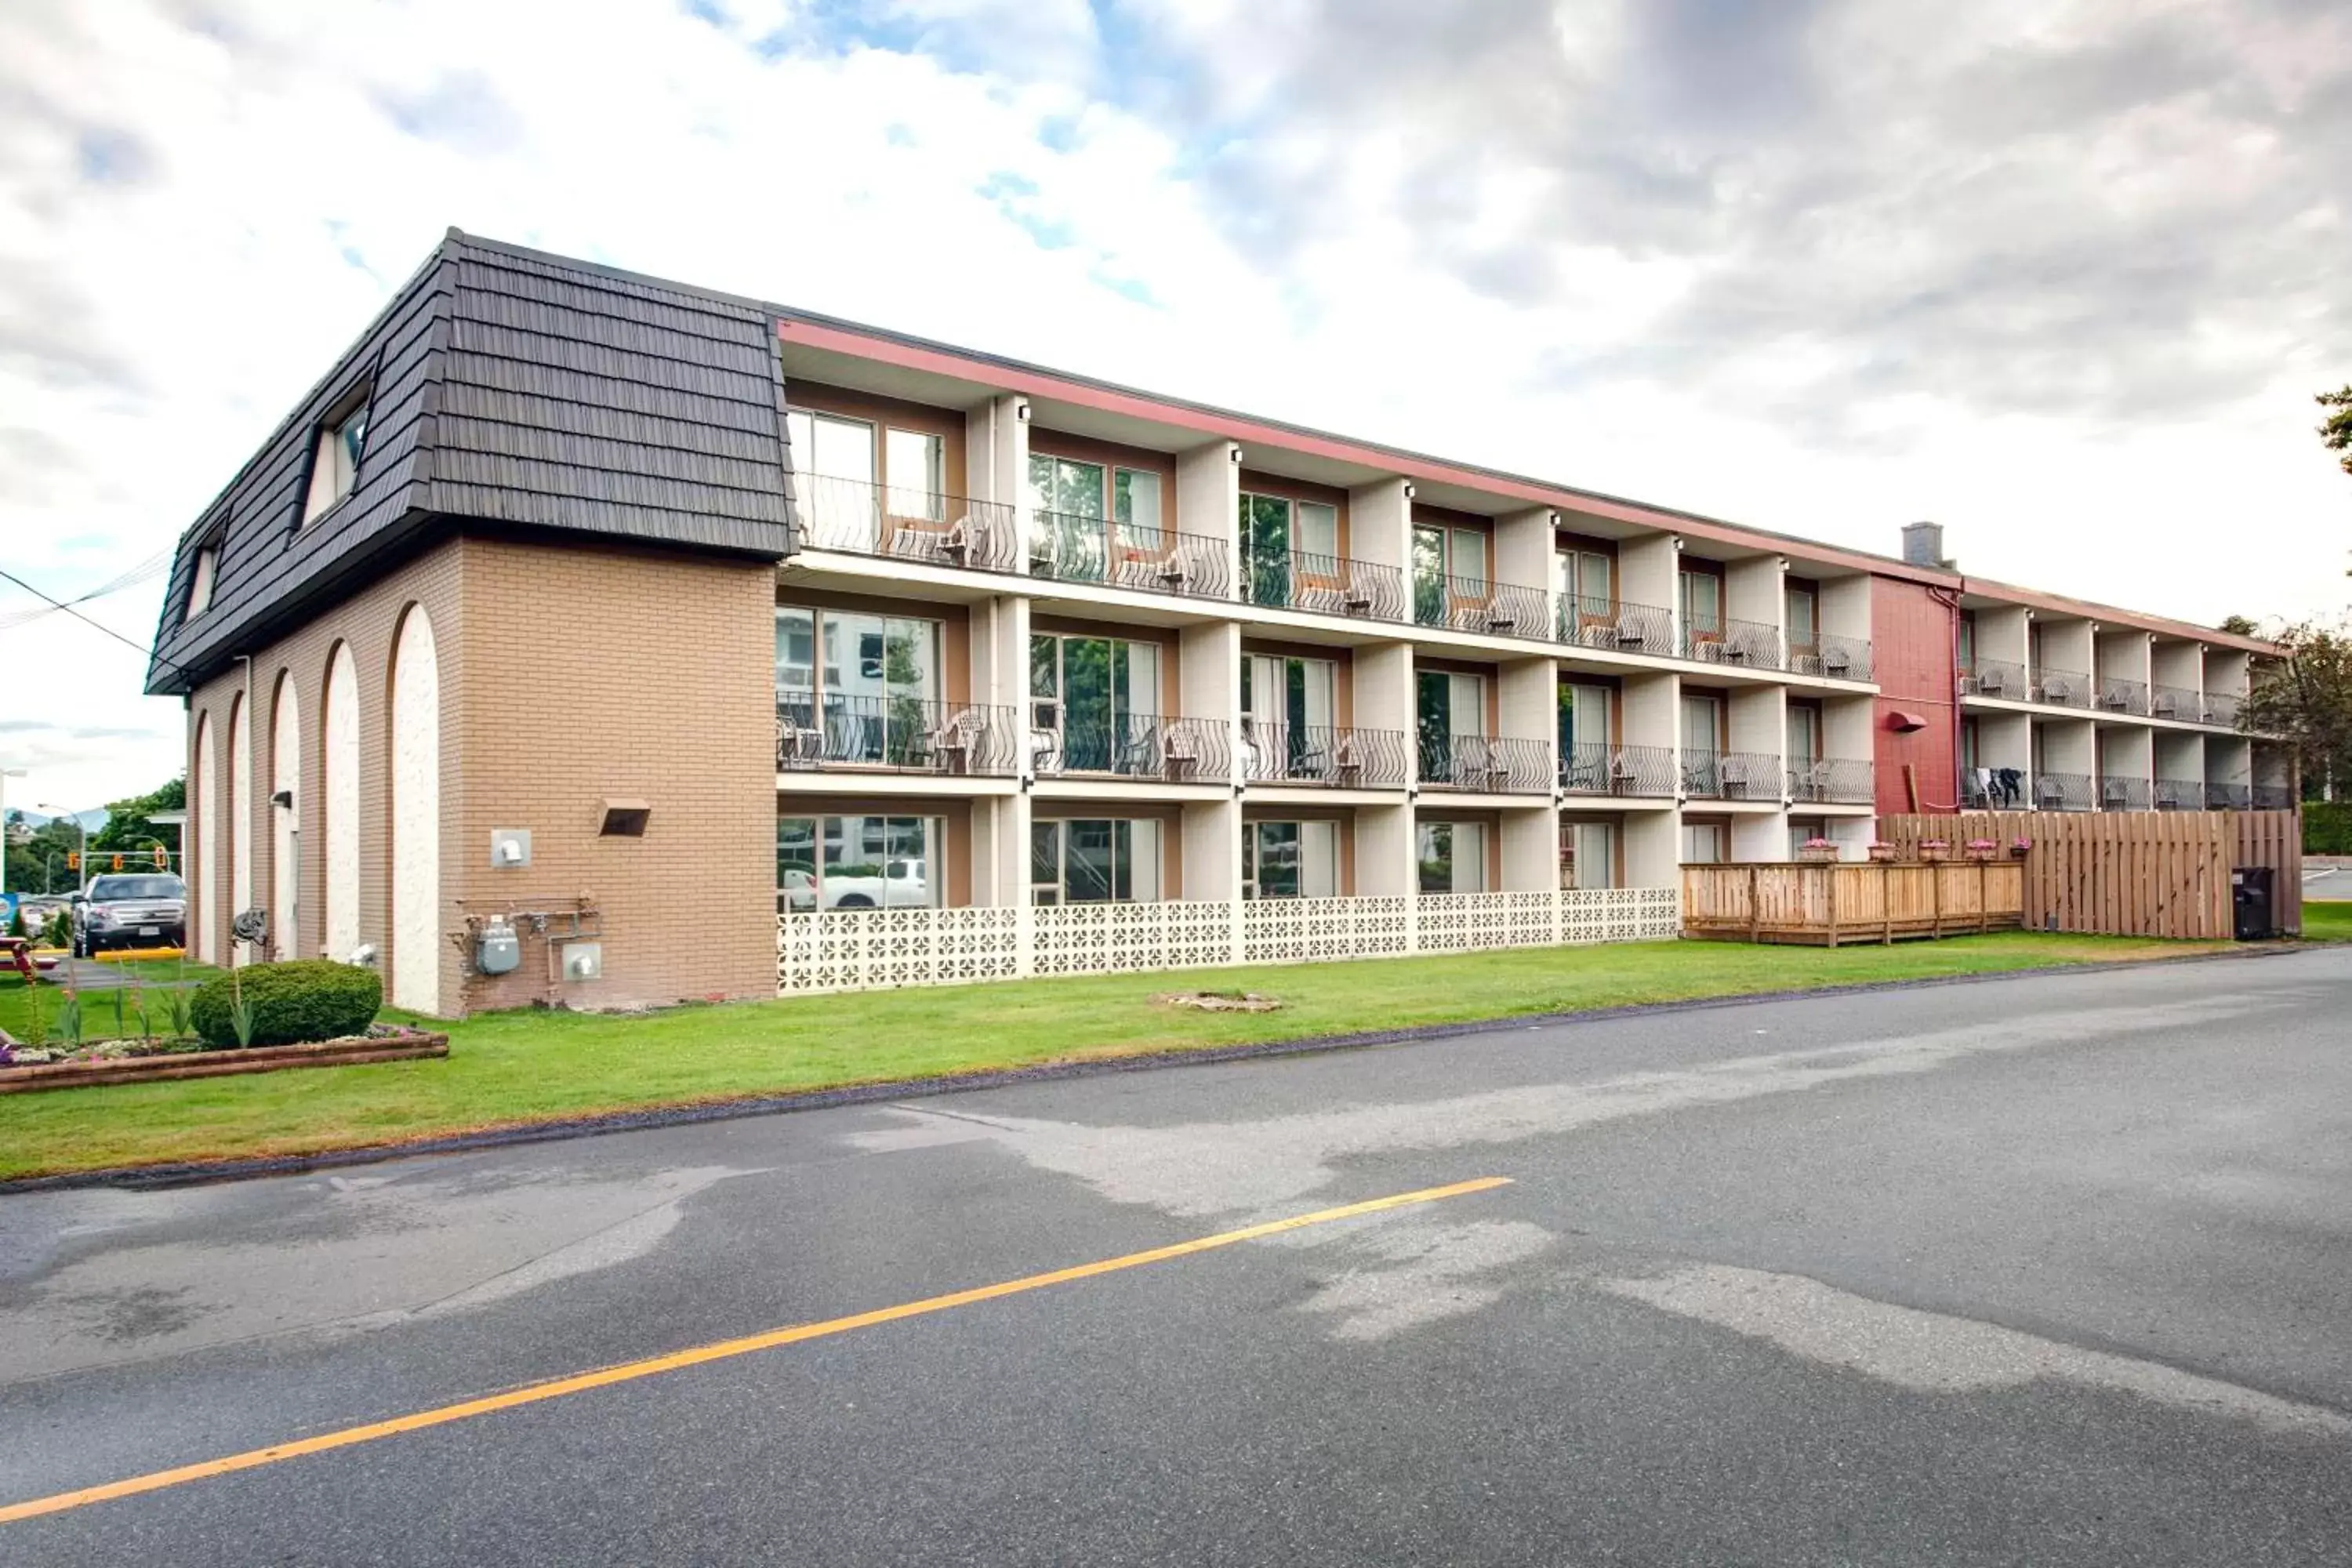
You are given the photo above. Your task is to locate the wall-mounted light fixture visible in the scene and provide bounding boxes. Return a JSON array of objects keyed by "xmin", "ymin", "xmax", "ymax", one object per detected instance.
[
  {"xmin": 1402, "ymin": 481, "xmax": 1416, "ymax": 499},
  {"xmin": 1014, "ymin": 401, "xmax": 1031, "ymax": 422},
  {"xmin": 1228, "ymin": 446, "xmax": 1244, "ymax": 464},
  {"xmin": 1547, "ymin": 511, "xmax": 1560, "ymax": 527}
]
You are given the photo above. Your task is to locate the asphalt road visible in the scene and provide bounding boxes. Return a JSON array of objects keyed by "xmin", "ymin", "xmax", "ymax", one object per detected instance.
[{"xmin": 3, "ymin": 949, "xmax": 2349, "ymax": 1566}]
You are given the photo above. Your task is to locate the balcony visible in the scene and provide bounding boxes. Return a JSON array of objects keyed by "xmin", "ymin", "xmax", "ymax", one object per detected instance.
[
  {"xmin": 2096, "ymin": 676, "xmax": 2149, "ymax": 716},
  {"xmin": 2203, "ymin": 690, "xmax": 2244, "ymax": 726},
  {"xmin": 1032, "ymin": 713, "xmax": 1231, "ymax": 784},
  {"xmin": 1242, "ymin": 722, "xmax": 1410, "ymax": 789},
  {"xmin": 777, "ymin": 692, "xmax": 1022, "ymax": 776},
  {"xmin": 1026, "ymin": 511, "xmax": 1231, "ymax": 602},
  {"xmin": 794, "ymin": 474, "xmax": 1019, "ymax": 573},
  {"xmin": 2252, "ymin": 783, "xmax": 2296, "ymax": 810},
  {"xmin": 1244, "ymin": 546, "xmax": 1407, "ymax": 622},
  {"xmin": 2100, "ymin": 775, "xmax": 2151, "ymax": 811},
  {"xmin": 1559, "ymin": 741, "xmax": 1676, "ymax": 797},
  {"xmin": 2150, "ymin": 684, "xmax": 2200, "ymax": 720},
  {"xmin": 1788, "ymin": 757, "xmax": 1875, "ymax": 805},
  {"xmin": 1418, "ymin": 733, "xmax": 1552, "ymax": 794},
  {"xmin": 1790, "ymin": 633, "xmax": 1873, "ymax": 682},
  {"xmin": 2032, "ymin": 771, "xmax": 2095, "ymax": 811},
  {"xmin": 2204, "ymin": 781, "xmax": 2252, "ymax": 810},
  {"xmin": 2153, "ymin": 778, "xmax": 2201, "ymax": 810},
  {"xmin": 1414, "ymin": 572, "xmax": 1548, "ymax": 640},
  {"xmin": 1555, "ymin": 595, "xmax": 1677, "ymax": 659},
  {"xmin": 1959, "ymin": 657, "xmax": 2027, "ymax": 699},
  {"xmin": 1682, "ymin": 749, "xmax": 1781, "ymax": 800},
  {"xmin": 1682, "ymin": 615, "xmax": 1784, "ymax": 671},
  {"xmin": 2032, "ymin": 668, "xmax": 2093, "ymax": 709}
]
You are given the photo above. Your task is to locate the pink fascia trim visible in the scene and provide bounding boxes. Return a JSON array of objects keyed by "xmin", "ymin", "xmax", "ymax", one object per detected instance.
[{"xmin": 775, "ymin": 318, "xmax": 1951, "ymax": 586}]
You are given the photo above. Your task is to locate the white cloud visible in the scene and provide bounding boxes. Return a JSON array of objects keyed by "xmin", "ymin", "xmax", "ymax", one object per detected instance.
[{"xmin": 0, "ymin": 0, "xmax": 2345, "ymax": 809}]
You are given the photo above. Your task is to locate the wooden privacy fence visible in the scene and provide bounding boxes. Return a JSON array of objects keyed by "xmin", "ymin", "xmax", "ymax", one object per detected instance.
[
  {"xmin": 1876, "ymin": 811, "xmax": 2302, "ymax": 939},
  {"xmin": 1682, "ymin": 861, "xmax": 2025, "ymax": 946}
]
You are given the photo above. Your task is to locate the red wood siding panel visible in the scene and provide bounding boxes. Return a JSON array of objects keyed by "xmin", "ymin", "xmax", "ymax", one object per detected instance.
[{"xmin": 1871, "ymin": 575, "xmax": 1958, "ymax": 817}]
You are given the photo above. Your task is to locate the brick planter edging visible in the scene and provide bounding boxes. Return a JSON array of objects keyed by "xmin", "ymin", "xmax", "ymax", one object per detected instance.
[{"xmin": 0, "ymin": 1033, "xmax": 448, "ymax": 1094}]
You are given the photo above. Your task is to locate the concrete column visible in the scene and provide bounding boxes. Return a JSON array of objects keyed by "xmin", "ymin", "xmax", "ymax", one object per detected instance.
[
  {"xmin": 1978, "ymin": 605, "xmax": 2029, "ymax": 666},
  {"xmin": 1620, "ymin": 533, "xmax": 1678, "ymax": 624},
  {"xmin": 1494, "ymin": 506, "xmax": 1554, "ymax": 599},
  {"xmin": 1729, "ymin": 684, "xmax": 1786, "ymax": 779},
  {"xmin": 2096, "ymin": 627, "xmax": 2152, "ymax": 713},
  {"xmin": 1497, "ymin": 655, "xmax": 1556, "ymax": 748},
  {"xmin": 1180, "ymin": 620, "xmax": 1243, "ymax": 785},
  {"xmin": 2034, "ymin": 617, "xmax": 2096, "ymax": 692},
  {"xmin": 1824, "ymin": 694, "xmax": 1873, "ymax": 767},
  {"xmin": 966, "ymin": 394, "xmax": 1029, "ymax": 574},
  {"xmin": 2154, "ymin": 730, "xmax": 2203, "ymax": 800},
  {"xmin": 2098, "ymin": 724, "xmax": 2153, "ymax": 798},
  {"xmin": 2205, "ymin": 648, "xmax": 2250, "ymax": 706},
  {"xmin": 1820, "ymin": 574, "xmax": 1871, "ymax": 642},
  {"xmin": 1177, "ymin": 441, "xmax": 1241, "ymax": 597},
  {"xmin": 2036, "ymin": 715, "xmax": 2096, "ymax": 781},
  {"xmin": 1622, "ymin": 670, "xmax": 1677, "ymax": 750},
  {"xmin": 972, "ymin": 795, "xmax": 1030, "ymax": 909},
  {"xmin": 1355, "ymin": 641, "xmax": 1415, "ymax": 746},
  {"xmin": 1499, "ymin": 805, "xmax": 1556, "ymax": 891},
  {"xmin": 1726, "ymin": 555, "xmax": 1784, "ymax": 642},
  {"xmin": 1346, "ymin": 477, "xmax": 1412, "ymax": 575},
  {"xmin": 1624, "ymin": 810, "xmax": 1680, "ymax": 888},
  {"xmin": 1356, "ymin": 801, "xmax": 1415, "ymax": 897},
  {"xmin": 1181, "ymin": 799, "xmax": 1240, "ymax": 902}
]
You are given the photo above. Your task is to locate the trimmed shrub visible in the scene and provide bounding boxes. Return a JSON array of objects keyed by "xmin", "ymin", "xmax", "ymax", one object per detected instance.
[
  {"xmin": 2307, "ymin": 801, "xmax": 2352, "ymax": 856},
  {"xmin": 189, "ymin": 960, "xmax": 383, "ymax": 1049}
]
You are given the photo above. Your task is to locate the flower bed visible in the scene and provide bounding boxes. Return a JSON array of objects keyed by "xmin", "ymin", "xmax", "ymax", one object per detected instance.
[{"xmin": 0, "ymin": 1025, "xmax": 446, "ymax": 1093}]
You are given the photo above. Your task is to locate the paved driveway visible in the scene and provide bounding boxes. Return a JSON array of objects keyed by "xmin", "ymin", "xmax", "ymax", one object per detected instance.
[{"xmin": 3, "ymin": 949, "xmax": 2348, "ymax": 1566}]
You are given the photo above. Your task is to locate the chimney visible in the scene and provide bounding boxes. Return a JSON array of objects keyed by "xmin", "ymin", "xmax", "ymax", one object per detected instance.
[{"xmin": 1900, "ymin": 521, "xmax": 1948, "ymax": 569}]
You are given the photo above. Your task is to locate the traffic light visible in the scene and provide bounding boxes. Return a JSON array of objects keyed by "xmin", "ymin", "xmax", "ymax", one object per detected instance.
[
  {"xmin": 66, "ymin": 851, "xmax": 78, "ymax": 870},
  {"xmin": 110, "ymin": 854, "xmax": 124, "ymax": 871},
  {"xmin": 153, "ymin": 846, "xmax": 169, "ymax": 869}
]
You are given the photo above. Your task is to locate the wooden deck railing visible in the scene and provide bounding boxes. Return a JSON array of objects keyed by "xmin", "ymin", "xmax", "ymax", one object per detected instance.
[{"xmin": 1682, "ymin": 861, "xmax": 2025, "ymax": 946}]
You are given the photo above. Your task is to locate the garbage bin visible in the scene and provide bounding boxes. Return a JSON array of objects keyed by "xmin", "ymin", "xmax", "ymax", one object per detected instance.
[{"xmin": 2231, "ymin": 866, "xmax": 2274, "ymax": 941}]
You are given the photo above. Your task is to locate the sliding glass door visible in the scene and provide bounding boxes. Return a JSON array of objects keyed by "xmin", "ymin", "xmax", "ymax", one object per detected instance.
[
  {"xmin": 1033, "ymin": 635, "xmax": 1162, "ymax": 774},
  {"xmin": 1243, "ymin": 654, "xmax": 1337, "ymax": 780}
]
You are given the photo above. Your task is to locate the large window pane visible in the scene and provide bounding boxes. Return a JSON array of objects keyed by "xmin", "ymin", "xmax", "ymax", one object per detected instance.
[
  {"xmin": 884, "ymin": 817, "xmax": 933, "ymax": 908},
  {"xmin": 1417, "ymin": 822, "xmax": 1454, "ymax": 894},
  {"xmin": 1242, "ymin": 493, "xmax": 1292, "ymax": 607},
  {"xmin": 1114, "ymin": 470, "xmax": 1163, "ymax": 550},
  {"xmin": 1450, "ymin": 528, "xmax": 1489, "ymax": 589},
  {"xmin": 1066, "ymin": 818, "xmax": 1115, "ymax": 902},
  {"xmin": 1301, "ymin": 820, "xmax": 1338, "ymax": 898},
  {"xmin": 1297, "ymin": 502, "xmax": 1338, "ymax": 559},
  {"xmin": 1454, "ymin": 822, "xmax": 1489, "ymax": 891},
  {"xmin": 778, "ymin": 816, "xmax": 818, "ymax": 912},
  {"xmin": 884, "ymin": 428, "xmax": 944, "ymax": 521},
  {"xmin": 1255, "ymin": 822, "xmax": 1301, "ymax": 898},
  {"xmin": 1031, "ymin": 821, "xmax": 1062, "ymax": 903}
]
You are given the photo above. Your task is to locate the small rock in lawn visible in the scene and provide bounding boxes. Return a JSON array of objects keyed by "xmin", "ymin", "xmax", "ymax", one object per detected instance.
[{"xmin": 1156, "ymin": 990, "xmax": 1283, "ymax": 1013}]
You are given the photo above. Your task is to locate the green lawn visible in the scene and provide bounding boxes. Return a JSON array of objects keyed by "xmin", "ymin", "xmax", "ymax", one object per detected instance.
[
  {"xmin": 0, "ymin": 932, "xmax": 2238, "ymax": 1181},
  {"xmin": 2303, "ymin": 900, "xmax": 2352, "ymax": 940}
]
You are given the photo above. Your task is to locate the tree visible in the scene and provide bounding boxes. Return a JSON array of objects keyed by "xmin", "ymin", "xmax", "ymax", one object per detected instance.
[
  {"xmin": 2241, "ymin": 618, "xmax": 2352, "ymax": 800},
  {"xmin": 90, "ymin": 776, "xmax": 187, "ymax": 855},
  {"xmin": 2320, "ymin": 387, "xmax": 2352, "ymax": 477},
  {"xmin": 3, "ymin": 812, "xmax": 85, "ymax": 895}
]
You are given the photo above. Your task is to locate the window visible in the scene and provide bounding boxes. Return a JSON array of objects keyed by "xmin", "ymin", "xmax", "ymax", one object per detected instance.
[
  {"xmin": 775, "ymin": 608, "xmax": 941, "ymax": 764},
  {"xmin": 884, "ymin": 428, "xmax": 945, "ymax": 521},
  {"xmin": 1417, "ymin": 668, "xmax": 1488, "ymax": 782},
  {"xmin": 1243, "ymin": 654, "xmax": 1338, "ymax": 779},
  {"xmin": 1031, "ymin": 456, "xmax": 1168, "ymax": 568},
  {"xmin": 1559, "ymin": 819, "xmax": 1617, "ymax": 889},
  {"xmin": 302, "ymin": 394, "xmax": 371, "ymax": 523},
  {"xmin": 1789, "ymin": 818, "xmax": 1828, "ymax": 858},
  {"xmin": 1681, "ymin": 691, "xmax": 1724, "ymax": 793},
  {"xmin": 1240, "ymin": 492, "xmax": 1340, "ymax": 606},
  {"xmin": 1032, "ymin": 818, "xmax": 1163, "ymax": 904},
  {"xmin": 1960, "ymin": 716, "xmax": 1981, "ymax": 775},
  {"xmin": 1785, "ymin": 582, "xmax": 1818, "ymax": 652},
  {"xmin": 786, "ymin": 408, "xmax": 878, "ymax": 546},
  {"xmin": 1558, "ymin": 683, "xmax": 1612, "ymax": 755},
  {"xmin": 1679, "ymin": 568, "xmax": 1722, "ymax": 641},
  {"xmin": 1417, "ymin": 820, "xmax": 1488, "ymax": 893},
  {"xmin": 777, "ymin": 815, "xmax": 942, "ymax": 911},
  {"xmin": 1244, "ymin": 819, "xmax": 1339, "ymax": 899},
  {"xmin": 1413, "ymin": 524, "xmax": 1491, "ymax": 624},
  {"xmin": 1958, "ymin": 612, "xmax": 1977, "ymax": 669},
  {"xmin": 184, "ymin": 546, "xmax": 217, "ymax": 620},
  {"xmin": 1787, "ymin": 703, "xmax": 1821, "ymax": 768},
  {"xmin": 1031, "ymin": 633, "xmax": 1162, "ymax": 773},
  {"xmin": 1555, "ymin": 550, "xmax": 1613, "ymax": 616},
  {"xmin": 1680, "ymin": 820, "xmax": 1729, "ymax": 864}
]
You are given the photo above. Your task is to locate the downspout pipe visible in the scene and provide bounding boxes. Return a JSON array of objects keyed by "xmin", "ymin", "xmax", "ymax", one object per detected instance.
[{"xmin": 1925, "ymin": 585, "xmax": 1965, "ymax": 814}]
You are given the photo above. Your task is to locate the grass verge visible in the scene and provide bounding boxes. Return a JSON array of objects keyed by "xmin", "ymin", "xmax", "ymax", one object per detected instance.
[
  {"xmin": 2299, "ymin": 900, "xmax": 2351, "ymax": 940},
  {"xmin": 0, "ymin": 932, "xmax": 2249, "ymax": 1182}
]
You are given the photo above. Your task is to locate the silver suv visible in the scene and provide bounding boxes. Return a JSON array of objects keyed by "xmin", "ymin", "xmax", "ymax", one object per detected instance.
[{"xmin": 73, "ymin": 873, "xmax": 187, "ymax": 956}]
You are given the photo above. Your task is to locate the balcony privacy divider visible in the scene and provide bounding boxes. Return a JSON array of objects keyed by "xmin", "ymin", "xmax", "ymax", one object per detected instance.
[
  {"xmin": 776, "ymin": 887, "xmax": 1684, "ymax": 994},
  {"xmin": 1559, "ymin": 742, "xmax": 1676, "ymax": 797},
  {"xmin": 795, "ymin": 474, "xmax": 1020, "ymax": 572},
  {"xmin": 1025, "ymin": 510, "xmax": 1231, "ymax": 601}
]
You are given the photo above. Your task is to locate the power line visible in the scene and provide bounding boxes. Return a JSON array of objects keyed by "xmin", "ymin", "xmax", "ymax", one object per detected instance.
[
  {"xmin": 0, "ymin": 550, "xmax": 170, "ymax": 632},
  {"xmin": 0, "ymin": 564, "xmax": 159, "ymax": 662}
]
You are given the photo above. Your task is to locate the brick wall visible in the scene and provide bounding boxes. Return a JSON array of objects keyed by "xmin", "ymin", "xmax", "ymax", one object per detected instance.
[
  {"xmin": 1870, "ymin": 574, "xmax": 1960, "ymax": 817},
  {"xmin": 183, "ymin": 534, "xmax": 775, "ymax": 1016}
]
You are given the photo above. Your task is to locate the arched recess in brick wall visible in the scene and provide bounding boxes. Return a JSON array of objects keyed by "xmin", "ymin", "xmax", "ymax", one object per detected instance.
[
  {"xmin": 389, "ymin": 606, "xmax": 441, "ymax": 1015},
  {"xmin": 192, "ymin": 710, "xmax": 217, "ymax": 966},
  {"xmin": 228, "ymin": 691, "xmax": 251, "ymax": 967},
  {"xmin": 323, "ymin": 641, "xmax": 360, "ymax": 962},
  {"xmin": 271, "ymin": 671, "xmax": 301, "ymax": 961}
]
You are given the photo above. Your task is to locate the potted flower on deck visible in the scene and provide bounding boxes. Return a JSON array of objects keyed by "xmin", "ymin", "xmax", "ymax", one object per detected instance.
[
  {"xmin": 1963, "ymin": 838, "xmax": 2001, "ymax": 862},
  {"xmin": 2009, "ymin": 836, "xmax": 2033, "ymax": 858},
  {"xmin": 1918, "ymin": 839, "xmax": 1952, "ymax": 863},
  {"xmin": 1865, "ymin": 842, "xmax": 1899, "ymax": 863},
  {"xmin": 1796, "ymin": 837, "xmax": 1838, "ymax": 864}
]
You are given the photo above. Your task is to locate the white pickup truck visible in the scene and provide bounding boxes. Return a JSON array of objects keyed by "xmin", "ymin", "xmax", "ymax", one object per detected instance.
[{"xmin": 781, "ymin": 859, "xmax": 931, "ymax": 910}]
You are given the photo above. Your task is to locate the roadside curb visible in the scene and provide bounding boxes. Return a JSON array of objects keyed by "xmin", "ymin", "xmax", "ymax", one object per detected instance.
[{"xmin": 0, "ymin": 942, "xmax": 2319, "ymax": 1196}]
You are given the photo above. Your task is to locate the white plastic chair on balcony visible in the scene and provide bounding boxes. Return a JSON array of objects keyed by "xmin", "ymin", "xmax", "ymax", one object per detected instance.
[
  {"xmin": 927, "ymin": 707, "xmax": 985, "ymax": 775},
  {"xmin": 1719, "ymin": 755, "xmax": 1753, "ymax": 797}
]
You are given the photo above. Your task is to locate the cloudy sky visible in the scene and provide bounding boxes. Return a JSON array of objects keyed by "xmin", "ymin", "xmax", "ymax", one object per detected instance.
[{"xmin": 2, "ymin": 0, "xmax": 2347, "ymax": 812}]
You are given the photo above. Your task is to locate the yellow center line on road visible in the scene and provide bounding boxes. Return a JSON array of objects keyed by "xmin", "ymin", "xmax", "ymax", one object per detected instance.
[{"xmin": 0, "ymin": 1174, "xmax": 1512, "ymax": 1526}]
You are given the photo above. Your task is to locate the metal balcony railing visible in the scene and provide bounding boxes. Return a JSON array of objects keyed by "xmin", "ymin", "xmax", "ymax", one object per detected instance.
[
  {"xmin": 793, "ymin": 474, "xmax": 1020, "ymax": 573},
  {"xmin": 1682, "ymin": 749, "xmax": 1782, "ymax": 800},
  {"xmin": 1791, "ymin": 632, "xmax": 1873, "ymax": 681},
  {"xmin": 1961, "ymin": 768, "xmax": 2029, "ymax": 809},
  {"xmin": 2100, "ymin": 775, "xmax": 2151, "ymax": 811},
  {"xmin": 1025, "ymin": 511, "xmax": 1232, "ymax": 601},
  {"xmin": 1030, "ymin": 713, "xmax": 1231, "ymax": 783},
  {"xmin": 2152, "ymin": 778, "xmax": 2202, "ymax": 811},
  {"xmin": 1959, "ymin": 657, "xmax": 2027, "ymax": 699},
  {"xmin": 1413, "ymin": 572, "xmax": 1548, "ymax": 639},
  {"xmin": 776, "ymin": 692, "xmax": 1022, "ymax": 776},
  {"xmin": 1417, "ymin": 732, "xmax": 1552, "ymax": 793},
  {"xmin": 1242, "ymin": 722, "xmax": 1410, "ymax": 789},
  {"xmin": 2203, "ymin": 690, "xmax": 2244, "ymax": 726},
  {"xmin": 1682, "ymin": 615, "xmax": 1784, "ymax": 670},
  {"xmin": 2149, "ymin": 684, "xmax": 2200, "ymax": 720},
  {"xmin": 1555, "ymin": 596, "xmax": 1677, "ymax": 659},
  {"xmin": 2032, "ymin": 771, "xmax": 2095, "ymax": 811},
  {"xmin": 2252, "ymin": 783, "xmax": 2296, "ymax": 810},
  {"xmin": 1245, "ymin": 547, "xmax": 1407, "ymax": 622},
  {"xmin": 1559, "ymin": 741, "xmax": 1676, "ymax": 797},
  {"xmin": 2097, "ymin": 676, "xmax": 2149, "ymax": 716},
  {"xmin": 2204, "ymin": 781, "xmax": 2252, "ymax": 810},
  {"xmin": 1788, "ymin": 757, "xmax": 1875, "ymax": 805},
  {"xmin": 2033, "ymin": 668, "xmax": 2092, "ymax": 709}
]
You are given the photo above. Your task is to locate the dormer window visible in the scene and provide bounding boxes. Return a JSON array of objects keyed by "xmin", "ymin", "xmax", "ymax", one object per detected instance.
[
  {"xmin": 184, "ymin": 546, "xmax": 217, "ymax": 619},
  {"xmin": 303, "ymin": 391, "xmax": 371, "ymax": 523}
]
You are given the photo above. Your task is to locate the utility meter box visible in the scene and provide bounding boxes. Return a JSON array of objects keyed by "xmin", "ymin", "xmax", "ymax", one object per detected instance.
[
  {"xmin": 561, "ymin": 942, "xmax": 603, "ymax": 982},
  {"xmin": 477, "ymin": 918, "xmax": 522, "ymax": 975}
]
